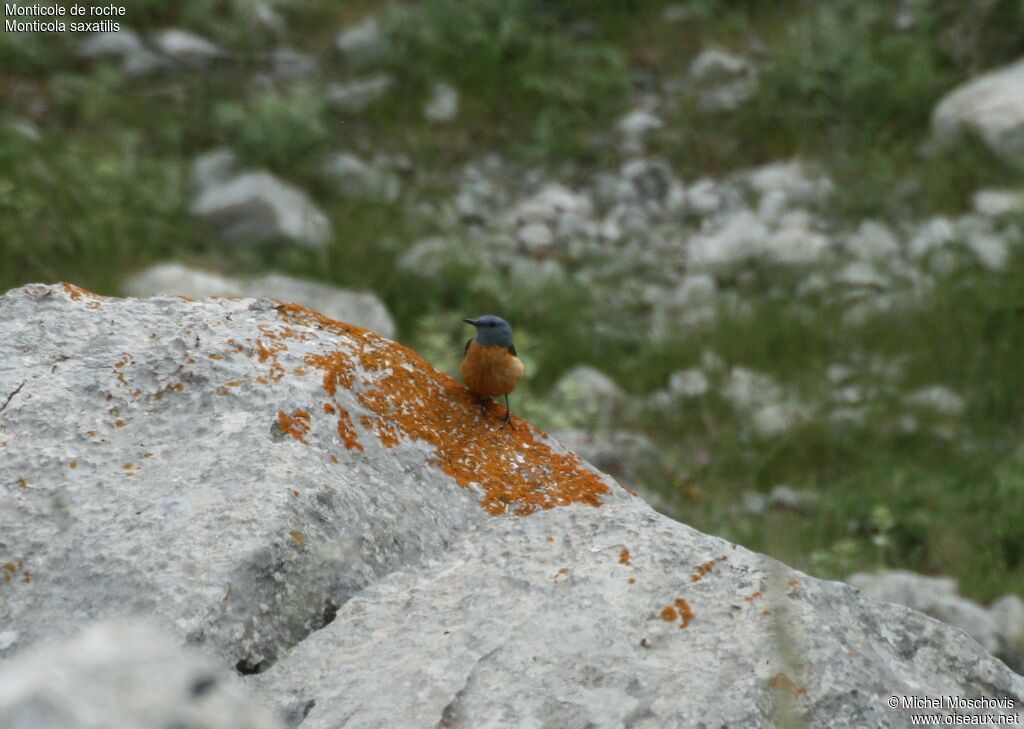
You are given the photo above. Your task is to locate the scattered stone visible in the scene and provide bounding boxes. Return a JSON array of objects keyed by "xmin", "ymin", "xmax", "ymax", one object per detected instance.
[
  {"xmin": 326, "ymin": 74, "xmax": 393, "ymax": 114},
  {"xmin": 973, "ymin": 188, "xmax": 1024, "ymax": 217},
  {"xmin": 190, "ymin": 170, "xmax": 332, "ymax": 249},
  {"xmin": 616, "ymin": 107, "xmax": 663, "ymax": 153},
  {"xmin": 152, "ymin": 28, "xmax": 225, "ymax": 65},
  {"xmin": 335, "ymin": 17, "xmax": 389, "ymax": 69},
  {"xmin": 687, "ymin": 48, "xmax": 758, "ymax": 111},
  {"xmin": 322, "ymin": 152, "xmax": 401, "ymax": 203},
  {"xmin": 550, "ymin": 366, "xmax": 628, "ymax": 429},
  {"xmin": 904, "ymin": 385, "xmax": 965, "ymax": 417},
  {"xmin": 124, "ymin": 263, "xmax": 396, "ymax": 338},
  {"xmin": 843, "ymin": 220, "xmax": 902, "ymax": 261},
  {"xmin": 77, "ymin": 29, "xmax": 164, "ymax": 76},
  {"xmin": 267, "ymin": 48, "xmax": 316, "ymax": 81},
  {"xmin": 0, "ymin": 620, "xmax": 284, "ymax": 729},
  {"xmin": 739, "ymin": 484, "xmax": 819, "ymax": 517},
  {"xmin": 424, "ymin": 80, "xmax": 459, "ymax": 123},
  {"xmin": 190, "ymin": 147, "xmax": 239, "ymax": 193},
  {"xmin": 932, "ymin": 58, "xmax": 1024, "ymax": 168}
]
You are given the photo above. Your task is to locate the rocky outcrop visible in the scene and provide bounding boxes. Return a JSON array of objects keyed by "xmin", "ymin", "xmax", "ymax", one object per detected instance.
[{"xmin": 1, "ymin": 283, "xmax": 1021, "ymax": 728}]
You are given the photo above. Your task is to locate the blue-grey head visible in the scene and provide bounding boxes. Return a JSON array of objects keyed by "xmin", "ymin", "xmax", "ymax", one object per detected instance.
[{"xmin": 464, "ymin": 315, "xmax": 514, "ymax": 347}]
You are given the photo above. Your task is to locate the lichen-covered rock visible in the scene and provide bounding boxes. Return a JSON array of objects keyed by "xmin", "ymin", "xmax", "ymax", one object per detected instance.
[
  {"xmin": 254, "ymin": 503, "xmax": 1024, "ymax": 729},
  {"xmin": 0, "ymin": 620, "xmax": 283, "ymax": 729},
  {"xmin": 0, "ymin": 283, "xmax": 622, "ymax": 670}
]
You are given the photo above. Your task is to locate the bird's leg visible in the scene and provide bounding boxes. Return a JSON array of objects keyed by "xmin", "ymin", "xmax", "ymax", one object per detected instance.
[{"xmin": 503, "ymin": 393, "xmax": 512, "ymax": 424}]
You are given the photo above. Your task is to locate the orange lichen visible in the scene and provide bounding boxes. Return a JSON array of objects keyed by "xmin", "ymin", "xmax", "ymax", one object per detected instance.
[
  {"xmin": 289, "ymin": 530, "xmax": 306, "ymax": 548},
  {"xmin": 769, "ymin": 672, "xmax": 808, "ymax": 697},
  {"xmin": 324, "ymin": 403, "xmax": 336, "ymax": 414},
  {"xmin": 70, "ymin": 460, "xmax": 78, "ymax": 469},
  {"xmin": 334, "ymin": 407, "xmax": 364, "ymax": 451},
  {"xmin": 115, "ymin": 419, "xmax": 126, "ymax": 428},
  {"xmin": 225, "ymin": 381, "xmax": 241, "ymax": 387},
  {"xmin": 546, "ymin": 536, "xmax": 555, "ymax": 542},
  {"xmin": 660, "ymin": 598, "xmax": 694, "ymax": 628},
  {"xmin": 675, "ymin": 598, "xmax": 694, "ymax": 628},
  {"xmin": 628, "ymin": 578, "xmax": 637, "ymax": 584},
  {"xmin": 690, "ymin": 555, "xmax": 728, "ymax": 583},
  {"xmin": 619, "ymin": 548, "xmax": 631, "ymax": 565},
  {"xmin": 744, "ymin": 591, "xmax": 764, "ymax": 602},
  {"xmin": 61, "ymin": 282, "xmax": 102, "ymax": 309},
  {"xmin": 274, "ymin": 303, "xmax": 611, "ymax": 516},
  {"xmin": 17, "ymin": 477, "xmax": 27, "ymax": 489},
  {"xmin": 330, "ymin": 454, "xmax": 339, "ymax": 463},
  {"xmin": 277, "ymin": 409, "xmax": 312, "ymax": 444},
  {"xmin": 123, "ymin": 463, "xmax": 133, "ymax": 470},
  {"xmin": 762, "ymin": 610, "xmax": 771, "ymax": 616}
]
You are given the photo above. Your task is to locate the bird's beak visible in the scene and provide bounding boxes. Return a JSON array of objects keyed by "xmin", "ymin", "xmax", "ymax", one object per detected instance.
[{"xmin": 463, "ymin": 318, "xmax": 477, "ymax": 326}]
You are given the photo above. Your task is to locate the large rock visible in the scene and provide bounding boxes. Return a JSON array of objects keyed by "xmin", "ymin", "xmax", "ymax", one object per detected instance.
[
  {"xmin": 254, "ymin": 502, "xmax": 1023, "ymax": 728},
  {"xmin": 0, "ymin": 620, "xmax": 283, "ymax": 729},
  {"xmin": 0, "ymin": 283, "xmax": 622, "ymax": 671},
  {"xmin": 932, "ymin": 58, "xmax": 1024, "ymax": 167},
  {"xmin": 1, "ymin": 283, "xmax": 1022, "ymax": 728},
  {"xmin": 124, "ymin": 263, "xmax": 396, "ymax": 338}
]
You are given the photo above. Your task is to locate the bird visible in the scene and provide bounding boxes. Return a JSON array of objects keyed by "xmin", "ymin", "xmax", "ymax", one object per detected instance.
[{"xmin": 460, "ymin": 315, "xmax": 525, "ymax": 424}]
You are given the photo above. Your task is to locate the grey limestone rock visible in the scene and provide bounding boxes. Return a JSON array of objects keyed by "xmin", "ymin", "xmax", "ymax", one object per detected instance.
[
  {"xmin": 189, "ymin": 170, "xmax": 332, "ymax": 248},
  {"xmin": 847, "ymin": 570, "xmax": 1001, "ymax": 655},
  {"xmin": 124, "ymin": 263, "xmax": 396, "ymax": 338},
  {"xmin": 1, "ymin": 283, "xmax": 621, "ymax": 671},
  {"xmin": 253, "ymin": 503, "xmax": 1024, "ymax": 729},
  {"xmin": 0, "ymin": 619, "xmax": 283, "ymax": 729},
  {"xmin": 152, "ymin": 28, "xmax": 225, "ymax": 65},
  {"xmin": 326, "ymin": 74, "xmax": 394, "ymax": 114},
  {"xmin": 932, "ymin": 58, "xmax": 1024, "ymax": 168}
]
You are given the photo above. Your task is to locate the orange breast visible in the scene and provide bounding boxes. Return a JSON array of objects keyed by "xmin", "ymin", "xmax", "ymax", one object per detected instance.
[{"xmin": 460, "ymin": 341, "xmax": 525, "ymax": 398}]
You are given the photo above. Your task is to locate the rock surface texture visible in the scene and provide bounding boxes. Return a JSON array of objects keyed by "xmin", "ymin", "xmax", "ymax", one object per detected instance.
[
  {"xmin": 1, "ymin": 283, "xmax": 1022, "ymax": 728},
  {"xmin": 0, "ymin": 619, "xmax": 284, "ymax": 729}
]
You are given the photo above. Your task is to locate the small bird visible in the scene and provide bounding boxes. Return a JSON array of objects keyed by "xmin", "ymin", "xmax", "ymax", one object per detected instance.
[{"xmin": 461, "ymin": 315, "xmax": 525, "ymax": 424}]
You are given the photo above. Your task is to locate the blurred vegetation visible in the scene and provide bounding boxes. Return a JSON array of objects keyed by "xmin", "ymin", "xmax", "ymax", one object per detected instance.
[{"xmin": 2, "ymin": 0, "xmax": 1024, "ymax": 602}]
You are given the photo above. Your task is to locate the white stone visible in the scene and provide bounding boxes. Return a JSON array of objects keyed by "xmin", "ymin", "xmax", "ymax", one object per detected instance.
[
  {"xmin": 336, "ymin": 17, "xmax": 388, "ymax": 68},
  {"xmin": 322, "ymin": 152, "xmax": 400, "ymax": 203},
  {"xmin": 908, "ymin": 216, "xmax": 957, "ymax": 258},
  {"xmin": 932, "ymin": 57, "xmax": 1024, "ymax": 167},
  {"xmin": 668, "ymin": 368, "xmax": 709, "ymax": 398},
  {"xmin": 904, "ymin": 385, "xmax": 965, "ymax": 417},
  {"xmin": 326, "ymin": 74, "xmax": 393, "ymax": 113},
  {"xmin": 190, "ymin": 171, "xmax": 331, "ymax": 248},
  {"xmin": 973, "ymin": 188, "xmax": 1024, "ymax": 217},
  {"xmin": 0, "ymin": 620, "xmax": 283, "ymax": 729},
  {"xmin": 153, "ymin": 28, "xmax": 224, "ymax": 63},
  {"xmin": 844, "ymin": 220, "xmax": 902, "ymax": 261},
  {"xmin": 124, "ymin": 263, "xmax": 395, "ymax": 338},
  {"xmin": 424, "ymin": 81, "xmax": 458, "ymax": 122},
  {"xmin": 966, "ymin": 231, "xmax": 1009, "ymax": 270}
]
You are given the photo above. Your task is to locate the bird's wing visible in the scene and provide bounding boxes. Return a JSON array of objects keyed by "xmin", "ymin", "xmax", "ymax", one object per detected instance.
[
  {"xmin": 464, "ymin": 338, "xmax": 473, "ymax": 354},
  {"xmin": 508, "ymin": 344, "xmax": 517, "ymax": 356}
]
